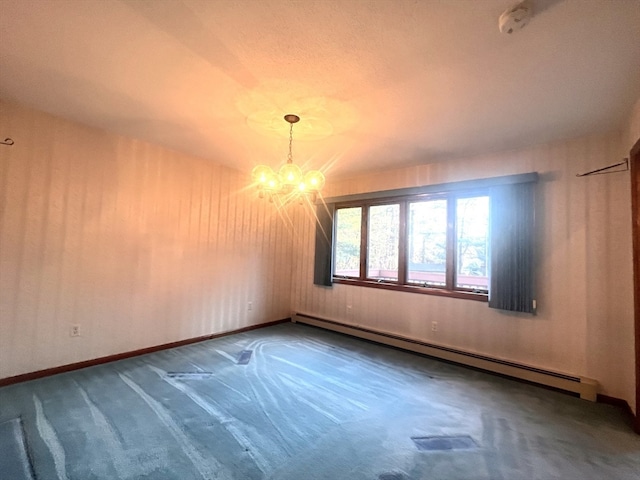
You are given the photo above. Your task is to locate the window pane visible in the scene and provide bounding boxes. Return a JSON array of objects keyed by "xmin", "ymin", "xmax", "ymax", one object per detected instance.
[
  {"xmin": 456, "ymin": 196, "xmax": 489, "ymax": 290},
  {"xmin": 408, "ymin": 200, "xmax": 447, "ymax": 287},
  {"xmin": 334, "ymin": 207, "xmax": 362, "ymax": 277},
  {"xmin": 367, "ymin": 204, "xmax": 399, "ymax": 281}
]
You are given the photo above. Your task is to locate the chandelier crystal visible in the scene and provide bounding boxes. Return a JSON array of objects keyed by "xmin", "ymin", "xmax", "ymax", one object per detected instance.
[{"xmin": 252, "ymin": 114, "xmax": 325, "ymax": 204}]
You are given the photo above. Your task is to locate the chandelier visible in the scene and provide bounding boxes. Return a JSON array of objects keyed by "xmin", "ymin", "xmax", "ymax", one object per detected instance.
[{"xmin": 252, "ymin": 114, "xmax": 325, "ymax": 203}]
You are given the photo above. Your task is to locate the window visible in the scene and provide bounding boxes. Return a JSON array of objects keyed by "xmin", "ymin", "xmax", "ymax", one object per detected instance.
[
  {"xmin": 314, "ymin": 173, "xmax": 537, "ymax": 312},
  {"xmin": 333, "ymin": 191, "xmax": 490, "ymax": 299},
  {"xmin": 408, "ymin": 198, "xmax": 447, "ymax": 287},
  {"xmin": 334, "ymin": 207, "xmax": 361, "ymax": 277},
  {"xmin": 455, "ymin": 196, "xmax": 489, "ymax": 290},
  {"xmin": 367, "ymin": 204, "xmax": 399, "ymax": 281}
]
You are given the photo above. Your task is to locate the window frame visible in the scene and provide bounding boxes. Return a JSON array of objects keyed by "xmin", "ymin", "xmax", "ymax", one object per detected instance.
[{"xmin": 332, "ymin": 190, "xmax": 490, "ymax": 302}]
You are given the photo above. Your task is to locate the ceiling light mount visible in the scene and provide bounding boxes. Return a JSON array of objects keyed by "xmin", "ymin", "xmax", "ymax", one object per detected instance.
[
  {"xmin": 251, "ymin": 114, "xmax": 325, "ymax": 205},
  {"xmin": 283, "ymin": 114, "xmax": 300, "ymax": 124}
]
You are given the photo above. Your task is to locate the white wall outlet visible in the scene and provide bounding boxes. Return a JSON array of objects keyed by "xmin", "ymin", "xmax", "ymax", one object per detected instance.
[
  {"xmin": 70, "ymin": 324, "xmax": 80, "ymax": 337},
  {"xmin": 431, "ymin": 321, "xmax": 438, "ymax": 332},
  {"xmin": 247, "ymin": 301, "xmax": 253, "ymax": 311}
]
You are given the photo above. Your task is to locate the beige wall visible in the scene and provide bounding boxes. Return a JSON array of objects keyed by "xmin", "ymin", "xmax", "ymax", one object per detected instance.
[
  {"xmin": 291, "ymin": 131, "xmax": 635, "ymax": 409},
  {"xmin": 0, "ymin": 100, "xmax": 293, "ymax": 379},
  {"xmin": 1, "ymin": 98, "xmax": 637, "ymax": 412}
]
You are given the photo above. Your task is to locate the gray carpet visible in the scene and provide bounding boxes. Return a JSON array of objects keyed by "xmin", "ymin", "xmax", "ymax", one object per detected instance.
[
  {"xmin": 0, "ymin": 417, "xmax": 35, "ymax": 480},
  {"xmin": 0, "ymin": 323, "xmax": 638, "ymax": 480}
]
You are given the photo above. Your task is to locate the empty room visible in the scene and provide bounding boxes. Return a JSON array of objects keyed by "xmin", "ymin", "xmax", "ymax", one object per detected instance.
[{"xmin": 1, "ymin": 1, "xmax": 640, "ymax": 479}]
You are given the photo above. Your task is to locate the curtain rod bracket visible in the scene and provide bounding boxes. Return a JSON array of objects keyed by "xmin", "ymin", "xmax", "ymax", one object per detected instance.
[{"xmin": 576, "ymin": 158, "xmax": 629, "ymax": 177}]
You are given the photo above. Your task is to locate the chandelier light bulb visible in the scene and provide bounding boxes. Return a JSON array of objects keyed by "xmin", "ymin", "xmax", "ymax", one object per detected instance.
[
  {"xmin": 304, "ymin": 170, "xmax": 325, "ymax": 191},
  {"xmin": 252, "ymin": 165, "xmax": 275, "ymax": 186},
  {"xmin": 265, "ymin": 172, "xmax": 280, "ymax": 191},
  {"xmin": 279, "ymin": 163, "xmax": 303, "ymax": 186}
]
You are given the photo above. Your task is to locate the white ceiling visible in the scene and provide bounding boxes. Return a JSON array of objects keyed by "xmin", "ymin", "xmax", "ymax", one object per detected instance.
[{"xmin": 1, "ymin": 0, "xmax": 639, "ymax": 178}]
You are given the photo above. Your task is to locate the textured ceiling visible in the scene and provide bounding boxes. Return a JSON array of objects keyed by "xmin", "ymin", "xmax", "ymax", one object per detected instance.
[{"xmin": 1, "ymin": 0, "xmax": 639, "ymax": 178}]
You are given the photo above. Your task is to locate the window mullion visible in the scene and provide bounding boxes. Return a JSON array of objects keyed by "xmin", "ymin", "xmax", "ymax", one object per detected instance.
[
  {"xmin": 360, "ymin": 205, "xmax": 368, "ymax": 280},
  {"xmin": 446, "ymin": 196, "xmax": 456, "ymax": 290},
  {"xmin": 398, "ymin": 201, "xmax": 407, "ymax": 284}
]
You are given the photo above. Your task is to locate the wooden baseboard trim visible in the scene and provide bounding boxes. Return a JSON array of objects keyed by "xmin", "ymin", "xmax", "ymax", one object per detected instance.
[
  {"xmin": 597, "ymin": 394, "xmax": 637, "ymax": 429},
  {"xmin": 0, "ymin": 318, "xmax": 290, "ymax": 388}
]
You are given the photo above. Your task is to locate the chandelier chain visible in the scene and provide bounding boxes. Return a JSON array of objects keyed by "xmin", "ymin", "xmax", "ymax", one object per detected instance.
[{"xmin": 287, "ymin": 122, "xmax": 294, "ymax": 164}]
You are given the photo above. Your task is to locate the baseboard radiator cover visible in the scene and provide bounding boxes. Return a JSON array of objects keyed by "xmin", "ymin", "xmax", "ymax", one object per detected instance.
[{"xmin": 293, "ymin": 313, "xmax": 598, "ymax": 401}]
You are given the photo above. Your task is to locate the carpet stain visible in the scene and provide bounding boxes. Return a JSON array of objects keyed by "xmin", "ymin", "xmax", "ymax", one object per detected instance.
[
  {"xmin": 411, "ymin": 435, "xmax": 478, "ymax": 451},
  {"xmin": 379, "ymin": 471, "xmax": 409, "ymax": 480},
  {"xmin": 165, "ymin": 372, "xmax": 215, "ymax": 379}
]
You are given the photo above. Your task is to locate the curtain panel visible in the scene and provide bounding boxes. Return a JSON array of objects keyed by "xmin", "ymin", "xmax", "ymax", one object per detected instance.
[{"xmin": 488, "ymin": 181, "xmax": 536, "ymax": 313}]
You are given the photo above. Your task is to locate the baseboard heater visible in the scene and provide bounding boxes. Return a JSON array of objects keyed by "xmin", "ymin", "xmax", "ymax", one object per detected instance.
[{"xmin": 292, "ymin": 313, "xmax": 598, "ymax": 401}]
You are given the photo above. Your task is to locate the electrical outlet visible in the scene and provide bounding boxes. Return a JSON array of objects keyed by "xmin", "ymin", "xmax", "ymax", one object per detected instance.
[
  {"xmin": 431, "ymin": 321, "xmax": 438, "ymax": 332},
  {"xmin": 247, "ymin": 301, "xmax": 253, "ymax": 311},
  {"xmin": 70, "ymin": 325, "xmax": 80, "ymax": 337}
]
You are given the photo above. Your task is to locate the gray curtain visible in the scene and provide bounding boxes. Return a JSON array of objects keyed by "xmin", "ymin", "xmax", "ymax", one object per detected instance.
[
  {"xmin": 313, "ymin": 203, "xmax": 335, "ymax": 286},
  {"xmin": 489, "ymin": 182, "xmax": 536, "ymax": 313}
]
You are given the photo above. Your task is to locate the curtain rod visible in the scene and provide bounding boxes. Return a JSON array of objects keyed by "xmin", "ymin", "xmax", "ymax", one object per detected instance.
[
  {"xmin": 320, "ymin": 172, "xmax": 539, "ymax": 205},
  {"xmin": 576, "ymin": 158, "xmax": 628, "ymax": 177}
]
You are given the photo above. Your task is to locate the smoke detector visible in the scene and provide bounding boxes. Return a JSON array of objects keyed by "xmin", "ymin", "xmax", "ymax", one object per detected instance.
[{"xmin": 499, "ymin": 1, "xmax": 533, "ymax": 34}]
